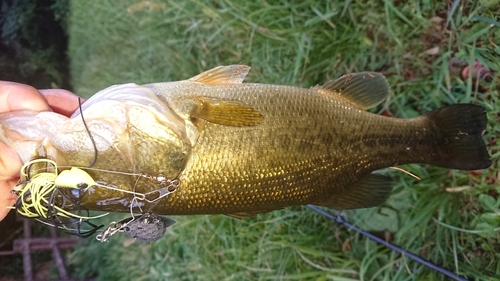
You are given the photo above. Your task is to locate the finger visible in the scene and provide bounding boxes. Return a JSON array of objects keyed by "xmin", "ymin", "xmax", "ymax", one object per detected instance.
[
  {"xmin": 0, "ymin": 141, "xmax": 22, "ymax": 181},
  {"xmin": 0, "ymin": 81, "xmax": 42, "ymax": 180},
  {"xmin": 0, "ymin": 178, "xmax": 18, "ymax": 221},
  {"xmin": 0, "ymin": 81, "xmax": 51, "ymax": 113},
  {"xmin": 39, "ymin": 89, "xmax": 84, "ymax": 117}
]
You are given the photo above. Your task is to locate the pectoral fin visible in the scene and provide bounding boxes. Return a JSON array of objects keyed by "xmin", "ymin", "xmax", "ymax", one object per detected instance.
[
  {"xmin": 191, "ymin": 97, "xmax": 264, "ymax": 126},
  {"xmin": 321, "ymin": 174, "xmax": 393, "ymax": 210},
  {"xmin": 188, "ymin": 65, "xmax": 251, "ymax": 85},
  {"xmin": 314, "ymin": 72, "xmax": 389, "ymax": 110}
]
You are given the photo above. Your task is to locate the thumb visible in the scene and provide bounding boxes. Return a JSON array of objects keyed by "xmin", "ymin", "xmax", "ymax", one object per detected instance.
[{"xmin": 0, "ymin": 141, "xmax": 21, "ymax": 181}]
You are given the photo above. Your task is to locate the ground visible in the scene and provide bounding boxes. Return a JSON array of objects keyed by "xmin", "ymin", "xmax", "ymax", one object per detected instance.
[{"xmin": 35, "ymin": 0, "xmax": 500, "ymax": 280}]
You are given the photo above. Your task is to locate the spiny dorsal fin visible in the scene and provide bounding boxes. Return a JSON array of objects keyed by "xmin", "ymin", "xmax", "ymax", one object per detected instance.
[
  {"xmin": 191, "ymin": 97, "xmax": 264, "ymax": 126},
  {"xmin": 188, "ymin": 65, "xmax": 251, "ymax": 85},
  {"xmin": 314, "ymin": 72, "xmax": 389, "ymax": 110},
  {"xmin": 320, "ymin": 173, "xmax": 393, "ymax": 210}
]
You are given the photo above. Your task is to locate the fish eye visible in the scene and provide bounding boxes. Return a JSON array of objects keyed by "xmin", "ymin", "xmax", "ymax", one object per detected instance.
[
  {"xmin": 77, "ymin": 183, "xmax": 88, "ymax": 189},
  {"xmin": 70, "ymin": 189, "xmax": 81, "ymax": 198}
]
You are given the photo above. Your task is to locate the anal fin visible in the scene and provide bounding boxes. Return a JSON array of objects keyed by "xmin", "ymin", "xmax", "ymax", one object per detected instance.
[
  {"xmin": 225, "ymin": 209, "xmax": 275, "ymax": 220},
  {"xmin": 321, "ymin": 174, "xmax": 393, "ymax": 210}
]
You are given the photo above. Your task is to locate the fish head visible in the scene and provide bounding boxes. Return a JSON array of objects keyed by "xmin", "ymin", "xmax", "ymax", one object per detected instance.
[{"xmin": 70, "ymin": 83, "xmax": 192, "ymax": 180}]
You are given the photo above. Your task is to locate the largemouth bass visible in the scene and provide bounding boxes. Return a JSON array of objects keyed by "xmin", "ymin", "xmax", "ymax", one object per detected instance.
[{"xmin": 0, "ymin": 65, "xmax": 491, "ymax": 220}]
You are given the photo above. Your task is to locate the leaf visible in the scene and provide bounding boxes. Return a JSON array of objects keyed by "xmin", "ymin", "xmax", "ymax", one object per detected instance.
[
  {"xmin": 475, "ymin": 222, "xmax": 497, "ymax": 238},
  {"xmin": 423, "ymin": 46, "xmax": 440, "ymax": 55},
  {"xmin": 470, "ymin": 16, "xmax": 500, "ymax": 27},
  {"xmin": 479, "ymin": 213, "xmax": 500, "ymax": 225},
  {"xmin": 446, "ymin": 0, "xmax": 461, "ymax": 27},
  {"xmin": 479, "ymin": 194, "xmax": 497, "ymax": 212}
]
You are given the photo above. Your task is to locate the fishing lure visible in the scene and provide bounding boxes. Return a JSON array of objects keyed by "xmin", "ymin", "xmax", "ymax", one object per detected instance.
[
  {"xmin": 123, "ymin": 213, "xmax": 175, "ymax": 242},
  {"xmin": 11, "ymin": 159, "xmax": 108, "ymax": 237},
  {"xmin": 12, "ymin": 157, "xmax": 179, "ymax": 239},
  {"xmin": 10, "ymin": 97, "xmax": 179, "ymax": 239},
  {"xmin": 96, "ymin": 213, "xmax": 176, "ymax": 242}
]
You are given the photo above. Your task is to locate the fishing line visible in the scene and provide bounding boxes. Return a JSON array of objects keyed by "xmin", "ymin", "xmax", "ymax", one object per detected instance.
[
  {"xmin": 57, "ymin": 166, "xmax": 145, "ymax": 177},
  {"xmin": 33, "ymin": 98, "xmax": 113, "ymax": 237},
  {"xmin": 78, "ymin": 97, "xmax": 98, "ymax": 168},
  {"xmin": 129, "ymin": 175, "xmax": 147, "ymax": 216},
  {"xmin": 307, "ymin": 205, "xmax": 470, "ymax": 281},
  {"xmin": 36, "ymin": 164, "xmax": 180, "ymax": 204}
]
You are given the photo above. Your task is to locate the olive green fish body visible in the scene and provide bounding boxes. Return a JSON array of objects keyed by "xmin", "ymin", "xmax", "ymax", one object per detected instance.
[
  {"xmin": 0, "ymin": 65, "xmax": 490, "ymax": 217},
  {"xmin": 146, "ymin": 83, "xmax": 435, "ymax": 215},
  {"xmin": 78, "ymin": 66, "xmax": 490, "ymax": 215}
]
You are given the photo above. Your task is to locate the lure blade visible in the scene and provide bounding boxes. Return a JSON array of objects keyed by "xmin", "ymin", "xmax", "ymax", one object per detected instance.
[{"xmin": 123, "ymin": 213, "xmax": 175, "ymax": 242}]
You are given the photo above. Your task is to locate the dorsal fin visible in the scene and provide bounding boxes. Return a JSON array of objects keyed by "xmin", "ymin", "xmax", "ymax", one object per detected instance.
[
  {"xmin": 314, "ymin": 72, "xmax": 389, "ymax": 110},
  {"xmin": 188, "ymin": 65, "xmax": 251, "ymax": 85}
]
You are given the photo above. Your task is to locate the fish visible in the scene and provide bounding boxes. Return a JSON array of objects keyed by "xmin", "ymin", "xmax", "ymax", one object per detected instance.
[{"xmin": 0, "ymin": 65, "xmax": 491, "ymax": 220}]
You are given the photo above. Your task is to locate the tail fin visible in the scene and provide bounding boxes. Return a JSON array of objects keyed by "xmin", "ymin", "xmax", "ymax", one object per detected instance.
[{"xmin": 426, "ymin": 104, "xmax": 491, "ymax": 170}]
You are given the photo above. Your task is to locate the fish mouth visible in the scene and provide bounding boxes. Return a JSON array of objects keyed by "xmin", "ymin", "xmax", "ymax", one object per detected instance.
[{"xmin": 71, "ymin": 83, "xmax": 189, "ymax": 143}]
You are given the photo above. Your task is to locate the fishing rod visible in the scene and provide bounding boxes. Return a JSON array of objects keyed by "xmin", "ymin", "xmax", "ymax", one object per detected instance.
[{"xmin": 307, "ymin": 205, "xmax": 470, "ymax": 281}]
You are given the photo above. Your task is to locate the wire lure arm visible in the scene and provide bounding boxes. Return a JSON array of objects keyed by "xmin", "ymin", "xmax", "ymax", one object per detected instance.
[
  {"xmin": 12, "ymin": 155, "xmax": 181, "ymax": 241},
  {"xmin": 96, "ymin": 213, "xmax": 176, "ymax": 243}
]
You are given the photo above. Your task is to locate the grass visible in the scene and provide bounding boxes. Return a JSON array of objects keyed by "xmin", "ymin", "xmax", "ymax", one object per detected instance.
[{"xmin": 66, "ymin": 0, "xmax": 499, "ymax": 280}]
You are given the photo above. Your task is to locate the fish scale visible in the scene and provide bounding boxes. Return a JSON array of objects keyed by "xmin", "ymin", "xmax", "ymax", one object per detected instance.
[
  {"xmin": 0, "ymin": 65, "xmax": 490, "ymax": 219},
  {"xmin": 147, "ymin": 82, "xmax": 448, "ymax": 214}
]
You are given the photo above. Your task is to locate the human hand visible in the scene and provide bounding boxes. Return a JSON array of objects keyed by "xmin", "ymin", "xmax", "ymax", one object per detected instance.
[{"xmin": 0, "ymin": 81, "xmax": 82, "ymax": 221}]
